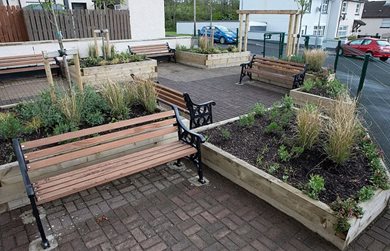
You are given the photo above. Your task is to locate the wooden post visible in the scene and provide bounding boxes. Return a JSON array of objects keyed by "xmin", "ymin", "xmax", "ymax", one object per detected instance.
[
  {"xmin": 244, "ymin": 14, "xmax": 250, "ymax": 52},
  {"xmin": 238, "ymin": 14, "xmax": 243, "ymax": 52},
  {"xmin": 104, "ymin": 30, "xmax": 110, "ymax": 58},
  {"xmin": 93, "ymin": 31, "xmax": 99, "ymax": 57},
  {"xmin": 286, "ymin": 14, "xmax": 295, "ymax": 57},
  {"xmin": 73, "ymin": 53, "xmax": 83, "ymax": 92},
  {"xmin": 42, "ymin": 52, "xmax": 56, "ymax": 102}
]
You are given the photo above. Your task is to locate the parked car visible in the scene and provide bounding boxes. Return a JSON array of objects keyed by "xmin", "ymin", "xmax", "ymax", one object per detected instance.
[
  {"xmin": 340, "ymin": 37, "xmax": 390, "ymax": 61},
  {"xmin": 199, "ymin": 25, "xmax": 237, "ymax": 44}
]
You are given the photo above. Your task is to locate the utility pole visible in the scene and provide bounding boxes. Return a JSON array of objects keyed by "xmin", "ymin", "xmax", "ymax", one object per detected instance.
[
  {"xmin": 193, "ymin": 0, "xmax": 197, "ymax": 36},
  {"xmin": 210, "ymin": 0, "xmax": 214, "ymax": 47},
  {"xmin": 315, "ymin": 0, "xmax": 323, "ymax": 47}
]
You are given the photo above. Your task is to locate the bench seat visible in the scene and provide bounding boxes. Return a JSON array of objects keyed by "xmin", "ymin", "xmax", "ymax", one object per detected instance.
[
  {"xmin": 239, "ymin": 55, "xmax": 307, "ymax": 89},
  {"xmin": 0, "ymin": 54, "xmax": 59, "ymax": 75},
  {"xmin": 128, "ymin": 43, "xmax": 176, "ymax": 62}
]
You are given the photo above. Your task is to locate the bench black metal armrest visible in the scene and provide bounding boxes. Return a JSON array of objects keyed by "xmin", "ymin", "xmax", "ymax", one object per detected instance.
[
  {"xmin": 172, "ymin": 105, "xmax": 206, "ymax": 147},
  {"xmin": 12, "ymin": 139, "xmax": 34, "ymax": 197},
  {"xmin": 128, "ymin": 45, "xmax": 135, "ymax": 55},
  {"xmin": 169, "ymin": 48, "xmax": 176, "ymax": 53},
  {"xmin": 183, "ymin": 93, "xmax": 216, "ymax": 129},
  {"xmin": 240, "ymin": 61, "xmax": 251, "ymax": 67},
  {"xmin": 292, "ymin": 64, "xmax": 307, "ymax": 89}
]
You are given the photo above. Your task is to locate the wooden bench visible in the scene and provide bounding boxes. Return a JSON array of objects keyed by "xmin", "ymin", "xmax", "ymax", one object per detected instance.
[
  {"xmin": 239, "ymin": 55, "xmax": 307, "ymax": 89},
  {"xmin": 128, "ymin": 43, "xmax": 176, "ymax": 62},
  {"xmin": 12, "ymin": 107, "xmax": 206, "ymax": 248},
  {"xmin": 154, "ymin": 83, "xmax": 216, "ymax": 129},
  {"xmin": 0, "ymin": 54, "xmax": 60, "ymax": 75}
]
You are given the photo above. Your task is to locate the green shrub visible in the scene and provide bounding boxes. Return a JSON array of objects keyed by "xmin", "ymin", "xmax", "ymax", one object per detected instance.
[
  {"xmin": 331, "ymin": 198, "xmax": 363, "ymax": 234},
  {"xmin": 57, "ymin": 90, "xmax": 84, "ymax": 127},
  {"xmin": 284, "ymin": 55, "xmax": 305, "ymax": 64},
  {"xmin": 302, "ymin": 79, "xmax": 317, "ymax": 92},
  {"xmin": 24, "ymin": 117, "xmax": 42, "ymax": 134},
  {"xmin": 358, "ymin": 186, "xmax": 375, "ymax": 202},
  {"xmin": 304, "ymin": 49, "xmax": 327, "ymax": 72},
  {"xmin": 251, "ymin": 103, "xmax": 266, "ymax": 117},
  {"xmin": 53, "ymin": 122, "xmax": 78, "ymax": 135},
  {"xmin": 101, "ymin": 81, "xmax": 129, "ymax": 120},
  {"xmin": 0, "ymin": 113, "xmax": 24, "ymax": 140},
  {"xmin": 306, "ymin": 174, "xmax": 325, "ymax": 200},
  {"xmin": 81, "ymin": 86, "xmax": 108, "ymax": 126},
  {"xmin": 238, "ymin": 113, "xmax": 255, "ymax": 127},
  {"xmin": 267, "ymin": 163, "xmax": 280, "ymax": 174},
  {"xmin": 282, "ymin": 95, "xmax": 294, "ymax": 110},
  {"xmin": 265, "ymin": 122, "xmax": 282, "ymax": 135},
  {"xmin": 326, "ymin": 79, "xmax": 347, "ymax": 99},
  {"xmin": 296, "ymin": 104, "xmax": 321, "ymax": 149},
  {"xmin": 278, "ymin": 145, "xmax": 292, "ymax": 162},
  {"xmin": 220, "ymin": 128, "xmax": 231, "ymax": 140}
]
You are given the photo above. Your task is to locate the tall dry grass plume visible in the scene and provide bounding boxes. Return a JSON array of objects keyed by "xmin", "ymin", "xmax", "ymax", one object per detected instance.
[
  {"xmin": 101, "ymin": 81, "xmax": 129, "ymax": 120},
  {"xmin": 296, "ymin": 104, "xmax": 322, "ymax": 149},
  {"xmin": 199, "ymin": 35, "xmax": 209, "ymax": 51},
  {"xmin": 58, "ymin": 90, "xmax": 83, "ymax": 126},
  {"xmin": 304, "ymin": 49, "xmax": 327, "ymax": 72},
  {"xmin": 127, "ymin": 76, "xmax": 157, "ymax": 113},
  {"xmin": 324, "ymin": 95, "xmax": 359, "ymax": 165}
]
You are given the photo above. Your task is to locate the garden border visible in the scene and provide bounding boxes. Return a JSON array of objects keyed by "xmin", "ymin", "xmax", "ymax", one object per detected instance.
[
  {"xmin": 195, "ymin": 117, "xmax": 390, "ymax": 250},
  {"xmin": 176, "ymin": 51, "xmax": 250, "ymax": 69}
]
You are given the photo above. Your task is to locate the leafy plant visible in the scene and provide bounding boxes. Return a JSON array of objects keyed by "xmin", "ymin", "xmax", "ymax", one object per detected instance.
[
  {"xmin": 24, "ymin": 117, "xmax": 42, "ymax": 134},
  {"xmin": 268, "ymin": 163, "xmax": 280, "ymax": 174},
  {"xmin": 256, "ymin": 145, "xmax": 269, "ymax": 166},
  {"xmin": 265, "ymin": 122, "xmax": 282, "ymax": 135},
  {"xmin": 0, "ymin": 113, "xmax": 24, "ymax": 140},
  {"xmin": 282, "ymin": 95, "xmax": 294, "ymax": 111},
  {"xmin": 220, "ymin": 128, "xmax": 231, "ymax": 140},
  {"xmin": 291, "ymin": 146, "xmax": 304, "ymax": 157},
  {"xmin": 358, "ymin": 186, "xmax": 375, "ymax": 202},
  {"xmin": 101, "ymin": 81, "xmax": 129, "ymax": 120},
  {"xmin": 81, "ymin": 86, "xmax": 108, "ymax": 126},
  {"xmin": 251, "ymin": 103, "xmax": 266, "ymax": 117},
  {"xmin": 282, "ymin": 167, "xmax": 292, "ymax": 182},
  {"xmin": 331, "ymin": 197, "xmax": 363, "ymax": 234},
  {"xmin": 278, "ymin": 145, "xmax": 292, "ymax": 162},
  {"xmin": 238, "ymin": 113, "xmax": 255, "ymax": 127},
  {"xmin": 324, "ymin": 95, "xmax": 359, "ymax": 165},
  {"xmin": 302, "ymin": 79, "xmax": 316, "ymax": 92},
  {"xmin": 296, "ymin": 104, "xmax": 321, "ymax": 149},
  {"xmin": 304, "ymin": 49, "xmax": 327, "ymax": 73},
  {"xmin": 306, "ymin": 174, "xmax": 325, "ymax": 200},
  {"xmin": 284, "ymin": 55, "xmax": 305, "ymax": 64},
  {"xmin": 326, "ymin": 79, "xmax": 347, "ymax": 99},
  {"xmin": 53, "ymin": 122, "xmax": 78, "ymax": 135}
]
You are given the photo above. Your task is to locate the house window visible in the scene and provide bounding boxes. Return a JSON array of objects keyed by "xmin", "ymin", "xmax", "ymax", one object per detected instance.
[
  {"xmin": 72, "ymin": 3, "xmax": 87, "ymax": 9},
  {"xmin": 380, "ymin": 19, "xmax": 390, "ymax": 28},
  {"xmin": 341, "ymin": 1, "xmax": 348, "ymax": 14},
  {"xmin": 313, "ymin": 26, "xmax": 326, "ymax": 36},
  {"xmin": 321, "ymin": 0, "xmax": 329, "ymax": 14},
  {"xmin": 338, "ymin": 25, "xmax": 348, "ymax": 37},
  {"xmin": 355, "ymin": 3, "xmax": 361, "ymax": 15},
  {"xmin": 301, "ymin": 25, "xmax": 307, "ymax": 35}
]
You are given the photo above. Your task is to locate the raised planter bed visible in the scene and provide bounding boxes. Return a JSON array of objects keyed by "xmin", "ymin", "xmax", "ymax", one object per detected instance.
[
  {"xmin": 176, "ymin": 51, "xmax": 250, "ymax": 69},
  {"xmin": 196, "ymin": 115, "xmax": 390, "ymax": 250},
  {"xmin": 290, "ymin": 87, "xmax": 338, "ymax": 111},
  {"xmin": 69, "ymin": 59, "xmax": 158, "ymax": 86}
]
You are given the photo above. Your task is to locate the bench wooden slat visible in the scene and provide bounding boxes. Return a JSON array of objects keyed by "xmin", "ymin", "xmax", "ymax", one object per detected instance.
[
  {"xmin": 157, "ymin": 95, "xmax": 186, "ymax": 110},
  {"xmin": 0, "ymin": 54, "xmax": 42, "ymax": 60},
  {"xmin": 35, "ymin": 142, "xmax": 190, "ymax": 193},
  {"xmin": 0, "ymin": 66, "xmax": 49, "ymax": 74},
  {"xmin": 26, "ymin": 118, "xmax": 177, "ymax": 162},
  {"xmin": 251, "ymin": 62, "xmax": 300, "ymax": 75},
  {"xmin": 22, "ymin": 110, "xmax": 175, "ymax": 150},
  {"xmin": 36, "ymin": 145, "xmax": 196, "ymax": 204},
  {"xmin": 254, "ymin": 57, "xmax": 305, "ymax": 68},
  {"xmin": 155, "ymin": 84, "xmax": 184, "ymax": 97},
  {"xmin": 27, "ymin": 126, "xmax": 178, "ymax": 170},
  {"xmin": 156, "ymin": 88, "xmax": 184, "ymax": 104},
  {"xmin": 34, "ymin": 141, "xmax": 183, "ymax": 187},
  {"xmin": 249, "ymin": 68, "xmax": 294, "ymax": 83},
  {"xmin": 253, "ymin": 60, "xmax": 304, "ymax": 72},
  {"xmin": 253, "ymin": 58, "xmax": 305, "ymax": 71}
]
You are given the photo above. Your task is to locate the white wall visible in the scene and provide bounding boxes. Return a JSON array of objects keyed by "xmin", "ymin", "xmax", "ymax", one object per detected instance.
[
  {"xmin": 0, "ymin": 37, "xmax": 191, "ymax": 58},
  {"xmin": 177, "ymin": 21, "xmax": 239, "ymax": 35},
  {"xmin": 360, "ymin": 18, "xmax": 390, "ymax": 38},
  {"xmin": 128, "ymin": 0, "xmax": 165, "ymax": 40}
]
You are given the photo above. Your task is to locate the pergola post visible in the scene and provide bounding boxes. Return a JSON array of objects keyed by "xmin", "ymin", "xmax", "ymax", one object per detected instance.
[
  {"xmin": 293, "ymin": 14, "xmax": 300, "ymax": 55},
  {"xmin": 42, "ymin": 52, "xmax": 56, "ymax": 102},
  {"xmin": 244, "ymin": 14, "xmax": 250, "ymax": 51},
  {"xmin": 238, "ymin": 13, "xmax": 243, "ymax": 52}
]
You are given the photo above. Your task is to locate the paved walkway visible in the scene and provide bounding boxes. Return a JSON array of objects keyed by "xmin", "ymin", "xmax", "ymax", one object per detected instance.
[{"xmin": 0, "ymin": 63, "xmax": 389, "ymax": 251}]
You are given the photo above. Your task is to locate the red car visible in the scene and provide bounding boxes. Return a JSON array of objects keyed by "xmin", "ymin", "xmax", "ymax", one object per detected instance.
[{"xmin": 340, "ymin": 37, "xmax": 390, "ymax": 61}]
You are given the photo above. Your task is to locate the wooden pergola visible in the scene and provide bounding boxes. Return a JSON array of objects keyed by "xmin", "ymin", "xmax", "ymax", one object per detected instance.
[{"xmin": 237, "ymin": 10, "xmax": 301, "ymax": 57}]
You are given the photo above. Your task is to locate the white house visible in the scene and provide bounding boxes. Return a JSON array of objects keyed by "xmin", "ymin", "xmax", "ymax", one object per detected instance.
[
  {"xmin": 360, "ymin": 0, "xmax": 390, "ymax": 39},
  {"xmin": 240, "ymin": 0, "xmax": 365, "ymax": 46}
]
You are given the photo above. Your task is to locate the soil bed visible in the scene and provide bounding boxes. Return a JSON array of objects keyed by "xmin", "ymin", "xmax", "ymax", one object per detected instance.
[
  {"xmin": 205, "ymin": 114, "xmax": 373, "ymax": 205},
  {"xmin": 0, "ymin": 104, "xmax": 155, "ymax": 165}
]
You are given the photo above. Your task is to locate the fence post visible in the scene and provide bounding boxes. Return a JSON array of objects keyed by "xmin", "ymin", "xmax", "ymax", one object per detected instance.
[
  {"xmin": 334, "ymin": 40, "xmax": 341, "ymax": 73},
  {"xmin": 357, "ymin": 53, "xmax": 370, "ymax": 97}
]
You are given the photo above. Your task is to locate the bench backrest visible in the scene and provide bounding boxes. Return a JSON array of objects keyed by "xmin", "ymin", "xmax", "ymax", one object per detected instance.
[
  {"xmin": 0, "ymin": 54, "xmax": 46, "ymax": 70},
  {"xmin": 21, "ymin": 111, "xmax": 178, "ymax": 171},
  {"xmin": 129, "ymin": 44, "xmax": 170, "ymax": 55},
  {"xmin": 252, "ymin": 56, "xmax": 306, "ymax": 76},
  {"xmin": 154, "ymin": 83, "xmax": 189, "ymax": 114}
]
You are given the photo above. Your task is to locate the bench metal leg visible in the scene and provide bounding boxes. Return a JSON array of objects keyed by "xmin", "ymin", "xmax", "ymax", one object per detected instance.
[
  {"xmin": 29, "ymin": 195, "xmax": 50, "ymax": 249},
  {"xmin": 197, "ymin": 161, "xmax": 206, "ymax": 184},
  {"xmin": 239, "ymin": 66, "xmax": 246, "ymax": 84}
]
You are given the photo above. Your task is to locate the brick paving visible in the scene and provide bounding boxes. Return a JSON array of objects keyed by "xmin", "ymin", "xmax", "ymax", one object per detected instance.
[{"xmin": 0, "ymin": 63, "xmax": 389, "ymax": 250}]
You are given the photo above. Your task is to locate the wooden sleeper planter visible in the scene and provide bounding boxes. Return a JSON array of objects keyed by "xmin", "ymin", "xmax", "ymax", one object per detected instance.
[
  {"xmin": 69, "ymin": 59, "xmax": 158, "ymax": 86},
  {"xmin": 290, "ymin": 87, "xmax": 338, "ymax": 111},
  {"xmin": 196, "ymin": 118, "xmax": 390, "ymax": 250},
  {"xmin": 176, "ymin": 51, "xmax": 250, "ymax": 69}
]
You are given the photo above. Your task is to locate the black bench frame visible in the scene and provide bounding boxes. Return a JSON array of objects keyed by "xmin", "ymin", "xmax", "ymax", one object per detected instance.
[
  {"xmin": 239, "ymin": 55, "xmax": 307, "ymax": 88},
  {"xmin": 183, "ymin": 93, "xmax": 216, "ymax": 129},
  {"xmin": 12, "ymin": 105, "xmax": 205, "ymax": 249}
]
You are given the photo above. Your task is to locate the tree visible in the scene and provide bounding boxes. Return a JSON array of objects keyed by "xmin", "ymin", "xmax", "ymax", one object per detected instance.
[{"xmin": 295, "ymin": 0, "xmax": 311, "ymax": 55}]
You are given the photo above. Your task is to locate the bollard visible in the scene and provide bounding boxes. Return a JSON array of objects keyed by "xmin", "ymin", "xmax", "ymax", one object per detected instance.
[{"xmin": 357, "ymin": 53, "xmax": 370, "ymax": 97}]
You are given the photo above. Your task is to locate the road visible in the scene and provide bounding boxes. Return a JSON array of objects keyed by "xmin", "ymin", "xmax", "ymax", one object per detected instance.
[{"xmin": 245, "ymin": 40, "xmax": 390, "ymax": 167}]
